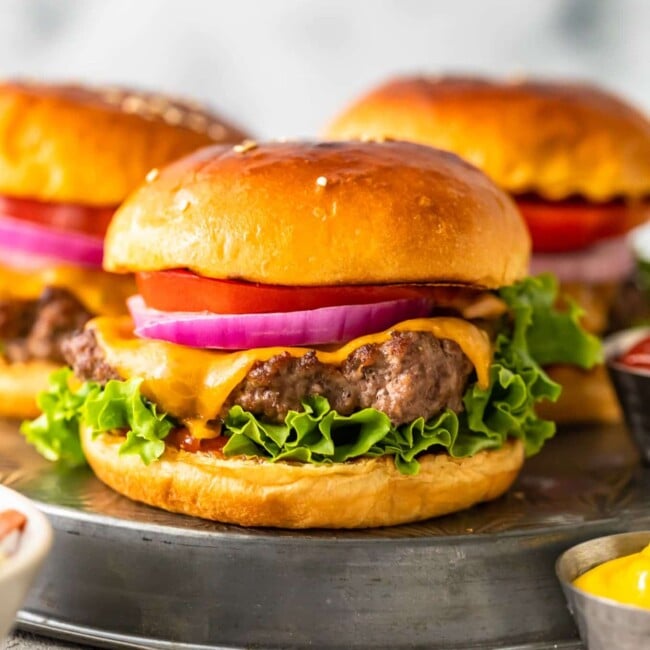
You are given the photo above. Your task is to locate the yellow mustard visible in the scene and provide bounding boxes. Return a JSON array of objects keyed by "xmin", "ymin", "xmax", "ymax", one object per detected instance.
[{"xmin": 573, "ymin": 544, "xmax": 650, "ymax": 609}]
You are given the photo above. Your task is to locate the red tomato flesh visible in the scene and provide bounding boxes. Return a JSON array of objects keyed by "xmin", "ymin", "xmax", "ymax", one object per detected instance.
[
  {"xmin": 136, "ymin": 270, "xmax": 475, "ymax": 315},
  {"xmin": 515, "ymin": 197, "xmax": 649, "ymax": 253},
  {"xmin": 0, "ymin": 194, "xmax": 116, "ymax": 238}
]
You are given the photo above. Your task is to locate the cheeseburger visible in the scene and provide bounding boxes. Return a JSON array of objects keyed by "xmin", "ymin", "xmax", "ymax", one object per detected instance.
[
  {"xmin": 325, "ymin": 76, "xmax": 650, "ymax": 422},
  {"xmin": 24, "ymin": 141, "xmax": 599, "ymax": 528},
  {"xmin": 0, "ymin": 81, "xmax": 247, "ymax": 418}
]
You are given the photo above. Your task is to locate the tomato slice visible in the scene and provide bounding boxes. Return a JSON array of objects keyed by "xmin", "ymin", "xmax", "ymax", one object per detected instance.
[
  {"xmin": 515, "ymin": 197, "xmax": 650, "ymax": 253},
  {"xmin": 0, "ymin": 194, "xmax": 116, "ymax": 238},
  {"xmin": 136, "ymin": 270, "xmax": 479, "ymax": 314}
]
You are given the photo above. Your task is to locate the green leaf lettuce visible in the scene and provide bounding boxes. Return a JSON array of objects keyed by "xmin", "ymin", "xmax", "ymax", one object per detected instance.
[{"xmin": 21, "ymin": 369, "xmax": 173, "ymax": 467}]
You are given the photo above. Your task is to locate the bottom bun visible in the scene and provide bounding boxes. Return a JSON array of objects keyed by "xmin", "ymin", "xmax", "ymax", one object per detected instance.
[
  {"xmin": 536, "ymin": 364, "xmax": 621, "ymax": 424},
  {"xmin": 82, "ymin": 428, "xmax": 524, "ymax": 528},
  {"xmin": 0, "ymin": 359, "xmax": 58, "ymax": 420}
]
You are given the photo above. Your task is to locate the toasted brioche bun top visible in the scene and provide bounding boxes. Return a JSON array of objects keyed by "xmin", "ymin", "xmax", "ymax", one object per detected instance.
[
  {"xmin": 324, "ymin": 76, "xmax": 650, "ymax": 201},
  {"xmin": 0, "ymin": 81, "xmax": 248, "ymax": 205},
  {"xmin": 104, "ymin": 140, "xmax": 530, "ymax": 288}
]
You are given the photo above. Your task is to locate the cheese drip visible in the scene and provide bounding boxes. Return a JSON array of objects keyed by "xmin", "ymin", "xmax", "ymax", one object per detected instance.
[
  {"xmin": 0, "ymin": 262, "xmax": 134, "ymax": 316},
  {"xmin": 90, "ymin": 316, "xmax": 493, "ymax": 438}
]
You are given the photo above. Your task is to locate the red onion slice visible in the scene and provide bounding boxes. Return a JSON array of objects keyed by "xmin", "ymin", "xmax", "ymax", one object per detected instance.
[
  {"xmin": 0, "ymin": 245, "xmax": 60, "ymax": 270},
  {"xmin": 128, "ymin": 295, "xmax": 432, "ymax": 349},
  {"xmin": 0, "ymin": 213, "xmax": 104, "ymax": 268},
  {"xmin": 530, "ymin": 235, "xmax": 634, "ymax": 284}
]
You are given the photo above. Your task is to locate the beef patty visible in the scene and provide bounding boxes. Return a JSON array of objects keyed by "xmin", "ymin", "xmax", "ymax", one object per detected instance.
[
  {"xmin": 64, "ymin": 329, "xmax": 474, "ymax": 426},
  {"xmin": 0, "ymin": 287, "xmax": 92, "ymax": 364}
]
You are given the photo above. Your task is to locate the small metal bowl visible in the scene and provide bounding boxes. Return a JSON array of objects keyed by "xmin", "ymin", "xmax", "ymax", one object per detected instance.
[
  {"xmin": 556, "ymin": 531, "xmax": 650, "ymax": 650},
  {"xmin": 605, "ymin": 327, "xmax": 650, "ymax": 464}
]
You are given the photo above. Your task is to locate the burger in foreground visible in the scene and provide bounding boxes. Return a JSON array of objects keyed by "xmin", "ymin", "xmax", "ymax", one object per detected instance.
[
  {"xmin": 23, "ymin": 141, "xmax": 600, "ymax": 528},
  {"xmin": 325, "ymin": 76, "xmax": 650, "ymax": 423},
  {"xmin": 0, "ymin": 81, "xmax": 247, "ymax": 419}
]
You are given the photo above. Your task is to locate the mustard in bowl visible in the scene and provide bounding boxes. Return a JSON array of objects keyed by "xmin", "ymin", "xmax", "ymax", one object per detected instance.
[{"xmin": 557, "ymin": 531, "xmax": 650, "ymax": 650}]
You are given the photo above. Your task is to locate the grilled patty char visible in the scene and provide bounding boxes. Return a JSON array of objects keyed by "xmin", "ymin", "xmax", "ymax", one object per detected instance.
[
  {"xmin": 0, "ymin": 287, "xmax": 92, "ymax": 364},
  {"xmin": 63, "ymin": 329, "xmax": 474, "ymax": 426},
  {"xmin": 61, "ymin": 328, "xmax": 120, "ymax": 384}
]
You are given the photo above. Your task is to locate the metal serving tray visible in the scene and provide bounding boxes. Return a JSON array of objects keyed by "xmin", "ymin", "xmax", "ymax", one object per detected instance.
[{"xmin": 1, "ymin": 418, "xmax": 646, "ymax": 649}]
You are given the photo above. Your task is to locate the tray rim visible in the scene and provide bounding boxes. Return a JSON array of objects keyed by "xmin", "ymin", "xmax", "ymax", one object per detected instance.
[
  {"xmin": 31, "ymin": 495, "xmax": 650, "ymax": 546},
  {"xmin": 15, "ymin": 612, "xmax": 585, "ymax": 650}
]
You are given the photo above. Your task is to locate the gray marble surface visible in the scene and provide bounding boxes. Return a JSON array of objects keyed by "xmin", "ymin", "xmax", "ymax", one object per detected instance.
[{"xmin": 3, "ymin": 631, "xmax": 86, "ymax": 649}]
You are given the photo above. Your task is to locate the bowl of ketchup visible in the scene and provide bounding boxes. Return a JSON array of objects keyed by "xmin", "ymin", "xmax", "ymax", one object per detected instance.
[{"xmin": 605, "ymin": 327, "xmax": 650, "ymax": 464}]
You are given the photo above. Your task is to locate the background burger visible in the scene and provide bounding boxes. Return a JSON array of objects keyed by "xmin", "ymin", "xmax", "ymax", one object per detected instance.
[
  {"xmin": 324, "ymin": 76, "xmax": 650, "ymax": 423},
  {"xmin": 0, "ymin": 81, "xmax": 247, "ymax": 419},
  {"xmin": 23, "ymin": 141, "xmax": 600, "ymax": 528}
]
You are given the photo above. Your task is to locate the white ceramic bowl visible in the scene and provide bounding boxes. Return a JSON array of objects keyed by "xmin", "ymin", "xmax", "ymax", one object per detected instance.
[{"xmin": 0, "ymin": 484, "xmax": 52, "ymax": 639}]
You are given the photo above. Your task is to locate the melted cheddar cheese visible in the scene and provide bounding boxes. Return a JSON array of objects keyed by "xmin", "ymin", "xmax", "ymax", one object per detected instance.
[
  {"xmin": 91, "ymin": 316, "xmax": 493, "ymax": 438},
  {"xmin": 0, "ymin": 262, "xmax": 135, "ymax": 316}
]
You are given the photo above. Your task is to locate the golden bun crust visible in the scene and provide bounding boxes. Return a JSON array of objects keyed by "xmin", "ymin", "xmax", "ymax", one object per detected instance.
[
  {"xmin": 0, "ymin": 359, "xmax": 58, "ymax": 419},
  {"xmin": 539, "ymin": 281, "xmax": 620, "ymax": 423},
  {"xmin": 559, "ymin": 281, "xmax": 616, "ymax": 336},
  {"xmin": 324, "ymin": 77, "xmax": 650, "ymax": 201},
  {"xmin": 82, "ymin": 429, "xmax": 523, "ymax": 528},
  {"xmin": 0, "ymin": 81, "xmax": 248, "ymax": 205},
  {"xmin": 105, "ymin": 141, "xmax": 530, "ymax": 288},
  {"xmin": 537, "ymin": 364, "xmax": 621, "ymax": 424}
]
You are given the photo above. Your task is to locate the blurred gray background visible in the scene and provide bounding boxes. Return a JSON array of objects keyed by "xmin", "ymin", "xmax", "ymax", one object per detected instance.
[{"xmin": 0, "ymin": 0, "xmax": 648, "ymax": 138}]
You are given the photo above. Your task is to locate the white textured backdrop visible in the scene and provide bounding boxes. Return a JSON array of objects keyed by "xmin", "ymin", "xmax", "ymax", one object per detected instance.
[{"xmin": 0, "ymin": 0, "xmax": 648, "ymax": 137}]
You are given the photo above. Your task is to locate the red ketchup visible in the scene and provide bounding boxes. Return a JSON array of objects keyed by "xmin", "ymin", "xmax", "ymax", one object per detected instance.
[
  {"xmin": 617, "ymin": 336, "xmax": 650, "ymax": 371},
  {"xmin": 167, "ymin": 428, "xmax": 229, "ymax": 455},
  {"xmin": 0, "ymin": 509, "xmax": 27, "ymax": 540}
]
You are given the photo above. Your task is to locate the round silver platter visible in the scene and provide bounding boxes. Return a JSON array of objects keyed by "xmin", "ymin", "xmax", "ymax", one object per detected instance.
[{"xmin": 2, "ymin": 419, "xmax": 647, "ymax": 650}]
